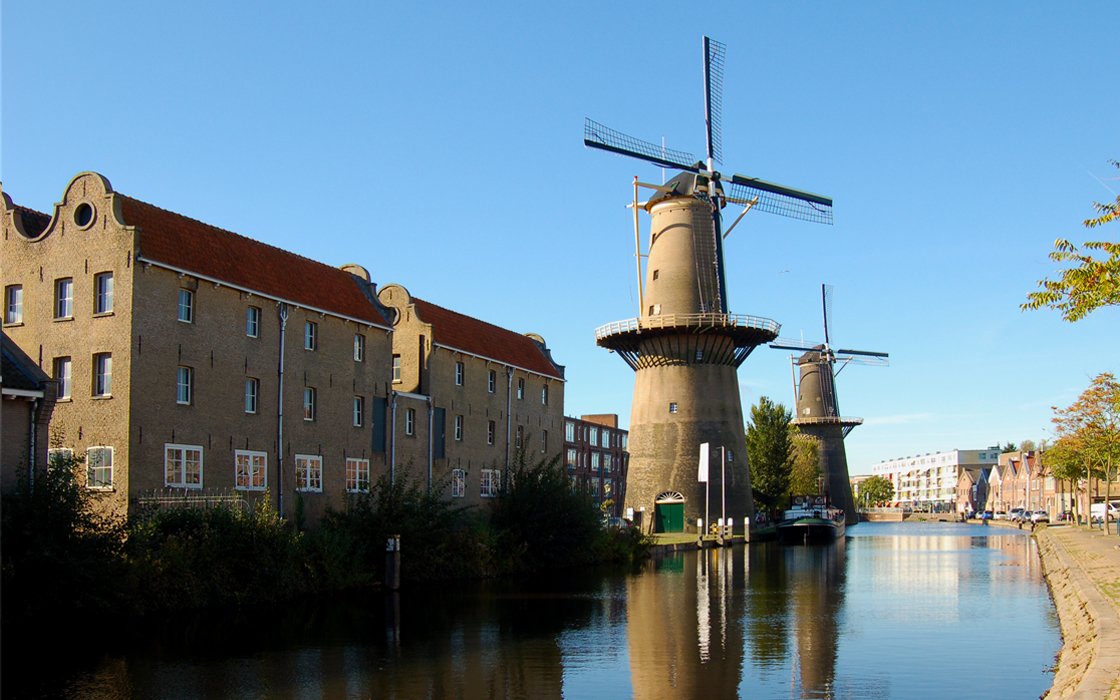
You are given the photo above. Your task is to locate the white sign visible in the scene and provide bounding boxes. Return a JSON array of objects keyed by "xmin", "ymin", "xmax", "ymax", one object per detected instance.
[{"xmin": 698, "ymin": 442, "xmax": 710, "ymax": 482}]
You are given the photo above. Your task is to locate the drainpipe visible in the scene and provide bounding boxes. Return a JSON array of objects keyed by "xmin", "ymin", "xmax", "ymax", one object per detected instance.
[
  {"xmin": 277, "ymin": 303, "xmax": 289, "ymax": 518},
  {"xmin": 389, "ymin": 391, "xmax": 398, "ymax": 486},
  {"xmin": 28, "ymin": 397, "xmax": 40, "ymax": 493},
  {"xmin": 505, "ymin": 367, "xmax": 514, "ymax": 481},
  {"xmin": 427, "ymin": 396, "xmax": 434, "ymax": 493}
]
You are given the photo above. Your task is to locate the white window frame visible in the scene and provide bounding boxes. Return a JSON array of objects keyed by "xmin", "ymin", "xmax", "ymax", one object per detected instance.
[
  {"xmin": 354, "ymin": 333, "xmax": 365, "ymax": 362},
  {"xmin": 234, "ymin": 449, "xmax": 267, "ymax": 491},
  {"xmin": 176, "ymin": 366, "xmax": 193, "ymax": 405},
  {"xmin": 164, "ymin": 443, "xmax": 203, "ymax": 489},
  {"xmin": 405, "ymin": 408, "xmax": 415, "ymax": 436},
  {"xmin": 565, "ymin": 420, "xmax": 575, "ymax": 441},
  {"xmin": 455, "ymin": 361, "xmax": 464, "ymax": 386},
  {"xmin": 54, "ymin": 356, "xmax": 72, "ymax": 400},
  {"xmin": 94, "ymin": 272, "xmax": 113, "ymax": 315},
  {"xmin": 245, "ymin": 377, "xmax": 259, "ymax": 414},
  {"xmin": 86, "ymin": 446, "xmax": 114, "ymax": 490},
  {"xmin": 669, "ymin": 402, "xmax": 678, "ymax": 414},
  {"xmin": 487, "ymin": 420, "xmax": 495, "ymax": 445},
  {"xmin": 592, "ymin": 452, "xmax": 601, "ymax": 473},
  {"xmin": 246, "ymin": 306, "xmax": 261, "ymax": 338},
  {"xmin": 304, "ymin": 321, "xmax": 317, "ymax": 351},
  {"xmin": 346, "ymin": 457, "xmax": 370, "ymax": 493},
  {"xmin": 488, "ymin": 370, "xmax": 496, "ymax": 394},
  {"xmin": 566, "ymin": 448, "xmax": 577, "ymax": 470},
  {"xmin": 353, "ymin": 396, "xmax": 364, "ymax": 427},
  {"xmin": 480, "ymin": 468, "xmax": 501, "ymax": 498},
  {"xmin": 93, "ymin": 353, "xmax": 112, "ymax": 397},
  {"xmin": 303, "ymin": 386, "xmax": 316, "ymax": 421},
  {"xmin": 295, "ymin": 453, "xmax": 323, "ymax": 492},
  {"xmin": 392, "ymin": 354, "xmax": 402, "ymax": 383},
  {"xmin": 177, "ymin": 288, "xmax": 194, "ymax": 323},
  {"xmin": 451, "ymin": 468, "xmax": 466, "ymax": 498},
  {"xmin": 454, "ymin": 414, "xmax": 464, "ymax": 441},
  {"xmin": 516, "ymin": 378, "xmax": 524, "ymax": 400},
  {"xmin": 5, "ymin": 284, "xmax": 23, "ymax": 324},
  {"xmin": 55, "ymin": 278, "xmax": 73, "ymax": 319},
  {"xmin": 590, "ymin": 426, "xmax": 599, "ymax": 445},
  {"xmin": 541, "ymin": 385, "xmax": 548, "ymax": 405}
]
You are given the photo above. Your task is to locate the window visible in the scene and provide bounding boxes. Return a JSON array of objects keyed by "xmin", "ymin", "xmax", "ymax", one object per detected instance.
[
  {"xmin": 165, "ymin": 444, "xmax": 203, "ymax": 488},
  {"xmin": 392, "ymin": 355, "xmax": 402, "ymax": 383},
  {"xmin": 246, "ymin": 306, "xmax": 261, "ymax": 337},
  {"xmin": 604, "ymin": 454, "xmax": 612, "ymax": 474},
  {"xmin": 353, "ymin": 333, "xmax": 365, "ymax": 362},
  {"xmin": 592, "ymin": 452, "xmax": 601, "ymax": 473},
  {"xmin": 86, "ymin": 446, "xmax": 113, "ymax": 489},
  {"xmin": 515, "ymin": 425, "xmax": 523, "ymax": 449},
  {"xmin": 565, "ymin": 420, "xmax": 575, "ymax": 441},
  {"xmin": 54, "ymin": 357, "xmax": 72, "ymax": 400},
  {"xmin": 304, "ymin": 321, "xmax": 317, "ymax": 350},
  {"xmin": 244, "ymin": 378, "xmax": 259, "ymax": 414},
  {"xmin": 48, "ymin": 448, "xmax": 74, "ymax": 468},
  {"xmin": 295, "ymin": 454, "xmax": 322, "ymax": 492},
  {"xmin": 516, "ymin": 378, "xmax": 524, "ymax": 400},
  {"xmin": 93, "ymin": 353, "xmax": 112, "ymax": 396},
  {"xmin": 668, "ymin": 402, "xmax": 678, "ymax": 414},
  {"xmin": 454, "ymin": 415, "xmax": 464, "ymax": 441},
  {"xmin": 353, "ymin": 396, "xmax": 364, "ymax": 427},
  {"xmin": 451, "ymin": 469, "xmax": 466, "ymax": 498},
  {"xmin": 541, "ymin": 385, "xmax": 549, "ymax": 405},
  {"xmin": 177, "ymin": 289, "xmax": 193, "ymax": 323},
  {"xmin": 303, "ymin": 387, "xmax": 317, "ymax": 421},
  {"xmin": 590, "ymin": 426, "xmax": 599, "ymax": 445},
  {"xmin": 487, "ymin": 420, "xmax": 495, "ymax": 445},
  {"xmin": 455, "ymin": 361, "xmax": 464, "ymax": 386},
  {"xmin": 405, "ymin": 408, "xmax": 416, "ymax": 435},
  {"xmin": 5, "ymin": 285, "xmax": 23, "ymax": 324},
  {"xmin": 542, "ymin": 430, "xmax": 548, "ymax": 453},
  {"xmin": 488, "ymin": 370, "xmax": 496, "ymax": 393},
  {"xmin": 601, "ymin": 430, "xmax": 610, "ymax": 448},
  {"xmin": 235, "ymin": 450, "xmax": 267, "ymax": 491},
  {"xmin": 481, "ymin": 468, "xmax": 501, "ymax": 498},
  {"xmin": 346, "ymin": 458, "xmax": 370, "ymax": 492},
  {"xmin": 94, "ymin": 272, "xmax": 113, "ymax": 314},
  {"xmin": 55, "ymin": 278, "xmax": 73, "ymax": 319},
  {"xmin": 566, "ymin": 448, "xmax": 577, "ymax": 470},
  {"xmin": 176, "ymin": 366, "xmax": 193, "ymax": 405}
]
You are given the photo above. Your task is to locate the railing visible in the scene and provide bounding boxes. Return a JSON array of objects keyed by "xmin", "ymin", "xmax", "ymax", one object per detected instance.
[
  {"xmin": 595, "ymin": 312, "xmax": 780, "ymax": 340},
  {"xmin": 135, "ymin": 488, "xmax": 248, "ymax": 516},
  {"xmin": 794, "ymin": 416, "xmax": 864, "ymax": 425}
]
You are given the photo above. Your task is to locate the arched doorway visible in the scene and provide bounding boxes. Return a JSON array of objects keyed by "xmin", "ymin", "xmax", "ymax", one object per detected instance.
[{"xmin": 654, "ymin": 491, "xmax": 685, "ymax": 533}]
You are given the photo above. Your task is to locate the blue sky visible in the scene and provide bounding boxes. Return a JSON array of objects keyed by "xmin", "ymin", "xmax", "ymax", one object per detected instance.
[{"xmin": 3, "ymin": 1, "xmax": 1117, "ymax": 474}]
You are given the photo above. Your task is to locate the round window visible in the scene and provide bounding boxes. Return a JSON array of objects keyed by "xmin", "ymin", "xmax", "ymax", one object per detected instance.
[{"xmin": 74, "ymin": 202, "xmax": 95, "ymax": 228}]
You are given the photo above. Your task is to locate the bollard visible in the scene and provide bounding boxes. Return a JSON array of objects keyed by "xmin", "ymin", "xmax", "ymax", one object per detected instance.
[
  {"xmin": 726, "ymin": 518, "xmax": 734, "ymax": 546},
  {"xmin": 385, "ymin": 534, "xmax": 401, "ymax": 591},
  {"xmin": 697, "ymin": 518, "xmax": 705, "ymax": 549}
]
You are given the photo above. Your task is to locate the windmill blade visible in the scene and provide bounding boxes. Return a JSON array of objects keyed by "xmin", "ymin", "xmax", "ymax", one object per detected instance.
[
  {"xmin": 728, "ymin": 175, "xmax": 833, "ymax": 225},
  {"xmin": 835, "ymin": 348, "xmax": 889, "ymax": 358},
  {"xmin": 584, "ymin": 119, "xmax": 700, "ymax": 173},
  {"xmin": 835, "ymin": 354, "xmax": 890, "ymax": 367},
  {"xmin": 769, "ymin": 339, "xmax": 822, "ymax": 352},
  {"xmin": 822, "ymin": 283, "xmax": 834, "ymax": 346},
  {"xmin": 703, "ymin": 36, "xmax": 726, "ymax": 166}
]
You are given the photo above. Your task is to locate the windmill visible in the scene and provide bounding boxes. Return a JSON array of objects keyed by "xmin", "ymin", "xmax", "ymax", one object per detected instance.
[
  {"xmin": 587, "ymin": 36, "xmax": 833, "ymax": 536},
  {"xmin": 770, "ymin": 284, "xmax": 888, "ymax": 523}
]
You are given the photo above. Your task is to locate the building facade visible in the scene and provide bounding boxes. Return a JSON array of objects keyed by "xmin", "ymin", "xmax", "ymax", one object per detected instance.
[
  {"xmin": 563, "ymin": 414, "xmax": 629, "ymax": 515},
  {"xmin": 870, "ymin": 448, "xmax": 1000, "ymax": 510},
  {"xmin": 2, "ymin": 172, "xmax": 563, "ymax": 519},
  {"xmin": 1, "ymin": 331, "xmax": 57, "ymax": 493}
]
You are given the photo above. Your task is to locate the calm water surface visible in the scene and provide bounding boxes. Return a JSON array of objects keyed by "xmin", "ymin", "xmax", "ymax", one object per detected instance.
[{"xmin": 13, "ymin": 522, "xmax": 1059, "ymax": 699}]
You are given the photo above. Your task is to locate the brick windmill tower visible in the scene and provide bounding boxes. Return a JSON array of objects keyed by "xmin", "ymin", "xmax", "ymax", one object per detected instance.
[
  {"xmin": 770, "ymin": 285, "xmax": 888, "ymax": 524},
  {"xmin": 585, "ymin": 37, "xmax": 833, "ymax": 534}
]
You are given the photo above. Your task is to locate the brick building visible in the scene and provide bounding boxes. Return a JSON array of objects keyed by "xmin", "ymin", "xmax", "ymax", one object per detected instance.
[
  {"xmin": 563, "ymin": 414, "xmax": 628, "ymax": 515},
  {"xmin": 2, "ymin": 172, "xmax": 563, "ymax": 519}
]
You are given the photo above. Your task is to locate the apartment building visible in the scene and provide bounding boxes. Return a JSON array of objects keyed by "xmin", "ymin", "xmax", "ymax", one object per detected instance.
[
  {"xmin": 563, "ymin": 414, "xmax": 629, "ymax": 515},
  {"xmin": 870, "ymin": 448, "xmax": 1000, "ymax": 510},
  {"xmin": 2, "ymin": 172, "xmax": 563, "ymax": 519}
]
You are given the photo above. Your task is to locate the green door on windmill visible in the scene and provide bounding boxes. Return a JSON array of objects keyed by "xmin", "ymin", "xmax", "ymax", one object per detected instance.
[{"xmin": 655, "ymin": 501, "xmax": 685, "ymax": 533}]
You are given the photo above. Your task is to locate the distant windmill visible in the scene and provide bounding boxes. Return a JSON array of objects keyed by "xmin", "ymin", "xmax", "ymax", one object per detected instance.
[
  {"xmin": 770, "ymin": 284, "xmax": 888, "ymax": 524},
  {"xmin": 587, "ymin": 36, "xmax": 833, "ymax": 535}
]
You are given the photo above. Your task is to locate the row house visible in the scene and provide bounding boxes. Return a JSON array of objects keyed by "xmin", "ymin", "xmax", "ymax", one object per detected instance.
[
  {"xmin": 870, "ymin": 448, "xmax": 1000, "ymax": 509},
  {"xmin": 984, "ymin": 450, "xmax": 1073, "ymax": 517},
  {"xmin": 2, "ymin": 172, "xmax": 564, "ymax": 520},
  {"xmin": 954, "ymin": 467, "xmax": 990, "ymax": 516},
  {"xmin": 563, "ymin": 413, "xmax": 629, "ymax": 515}
]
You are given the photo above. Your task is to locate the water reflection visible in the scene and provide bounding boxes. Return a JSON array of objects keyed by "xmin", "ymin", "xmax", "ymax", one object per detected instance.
[{"xmin": 4, "ymin": 524, "xmax": 1058, "ymax": 700}]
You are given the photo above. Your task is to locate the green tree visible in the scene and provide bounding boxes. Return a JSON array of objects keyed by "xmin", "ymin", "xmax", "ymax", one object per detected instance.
[
  {"xmin": 1001, "ymin": 442, "xmax": 1019, "ymax": 453},
  {"xmin": 1023, "ymin": 160, "xmax": 1120, "ymax": 322},
  {"xmin": 746, "ymin": 396, "xmax": 792, "ymax": 511},
  {"xmin": 1052, "ymin": 372, "xmax": 1120, "ymax": 531},
  {"xmin": 858, "ymin": 475, "xmax": 894, "ymax": 508},
  {"xmin": 786, "ymin": 428, "xmax": 821, "ymax": 497}
]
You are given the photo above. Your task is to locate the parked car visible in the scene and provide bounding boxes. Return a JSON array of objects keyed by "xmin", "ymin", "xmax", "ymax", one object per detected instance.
[
  {"xmin": 1090, "ymin": 501, "xmax": 1120, "ymax": 523},
  {"xmin": 979, "ymin": 510, "xmax": 993, "ymax": 520},
  {"xmin": 1031, "ymin": 510, "xmax": 1050, "ymax": 524},
  {"xmin": 994, "ymin": 510, "xmax": 1009, "ymax": 520},
  {"xmin": 605, "ymin": 517, "xmax": 632, "ymax": 530},
  {"xmin": 1009, "ymin": 508, "xmax": 1027, "ymax": 523}
]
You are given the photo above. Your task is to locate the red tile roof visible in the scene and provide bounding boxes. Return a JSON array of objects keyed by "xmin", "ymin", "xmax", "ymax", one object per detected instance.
[
  {"xmin": 14, "ymin": 205, "xmax": 51, "ymax": 237},
  {"xmin": 118, "ymin": 195, "xmax": 390, "ymax": 327},
  {"xmin": 412, "ymin": 298, "xmax": 564, "ymax": 380}
]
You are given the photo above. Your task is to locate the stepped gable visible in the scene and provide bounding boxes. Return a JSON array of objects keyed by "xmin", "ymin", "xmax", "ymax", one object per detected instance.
[
  {"xmin": 118, "ymin": 195, "xmax": 390, "ymax": 327},
  {"xmin": 412, "ymin": 298, "xmax": 564, "ymax": 380}
]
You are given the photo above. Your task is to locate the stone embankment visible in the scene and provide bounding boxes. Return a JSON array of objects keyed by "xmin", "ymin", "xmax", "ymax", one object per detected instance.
[{"xmin": 1033, "ymin": 524, "xmax": 1120, "ymax": 698}]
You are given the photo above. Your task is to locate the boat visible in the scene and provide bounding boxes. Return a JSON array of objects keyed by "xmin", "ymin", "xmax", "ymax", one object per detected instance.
[{"xmin": 776, "ymin": 495, "xmax": 846, "ymax": 544}]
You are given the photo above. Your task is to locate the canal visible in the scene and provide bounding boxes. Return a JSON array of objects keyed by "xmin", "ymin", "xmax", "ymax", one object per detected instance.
[{"xmin": 13, "ymin": 522, "xmax": 1059, "ymax": 699}]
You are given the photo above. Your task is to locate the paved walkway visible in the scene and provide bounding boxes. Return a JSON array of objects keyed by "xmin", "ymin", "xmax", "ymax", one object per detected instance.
[{"xmin": 1035, "ymin": 523, "xmax": 1120, "ymax": 698}]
